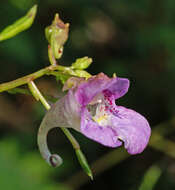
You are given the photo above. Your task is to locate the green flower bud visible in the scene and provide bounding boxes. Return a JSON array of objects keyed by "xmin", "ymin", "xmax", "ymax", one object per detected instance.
[
  {"xmin": 75, "ymin": 149, "xmax": 93, "ymax": 180},
  {"xmin": 74, "ymin": 70, "xmax": 91, "ymax": 78},
  {"xmin": 72, "ymin": 56, "xmax": 92, "ymax": 70},
  {"xmin": 45, "ymin": 14, "xmax": 69, "ymax": 59},
  {"xmin": 45, "ymin": 26, "xmax": 52, "ymax": 42}
]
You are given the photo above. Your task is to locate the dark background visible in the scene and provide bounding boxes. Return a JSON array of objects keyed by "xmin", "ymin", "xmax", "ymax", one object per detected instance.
[{"xmin": 0, "ymin": 0, "xmax": 175, "ymax": 189}]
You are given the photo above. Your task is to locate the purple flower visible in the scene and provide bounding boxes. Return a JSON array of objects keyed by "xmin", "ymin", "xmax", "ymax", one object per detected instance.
[{"xmin": 38, "ymin": 73, "xmax": 151, "ymax": 166}]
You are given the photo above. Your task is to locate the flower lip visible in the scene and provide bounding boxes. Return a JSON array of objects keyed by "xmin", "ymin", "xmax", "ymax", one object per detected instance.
[
  {"xmin": 81, "ymin": 100, "xmax": 151, "ymax": 154},
  {"xmin": 79, "ymin": 79, "xmax": 151, "ymax": 154},
  {"xmin": 80, "ymin": 107, "xmax": 123, "ymax": 147}
]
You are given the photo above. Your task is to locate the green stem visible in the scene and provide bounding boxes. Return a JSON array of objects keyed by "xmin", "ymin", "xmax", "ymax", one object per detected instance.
[
  {"xmin": 61, "ymin": 128, "xmax": 80, "ymax": 149},
  {"xmin": 48, "ymin": 45, "xmax": 57, "ymax": 65},
  {"xmin": 0, "ymin": 64, "xmax": 74, "ymax": 93},
  {"xmin": 28, "ymin": 81, "xmax": 50, "ymax": 109},
  {"xmin": 7, "ymin": 87, "xmax": 31, "ymax": 95}
]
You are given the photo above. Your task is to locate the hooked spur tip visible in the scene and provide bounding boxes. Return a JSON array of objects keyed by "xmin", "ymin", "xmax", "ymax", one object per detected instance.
[{"xmin": 49, "ymin": 154, "xmax": 63, "ymax": 167}]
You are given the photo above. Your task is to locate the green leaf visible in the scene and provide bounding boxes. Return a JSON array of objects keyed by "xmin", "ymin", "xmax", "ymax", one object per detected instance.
[{"xmin": 0, "ymin": 5, "xmax": 37, "ymax": 41}]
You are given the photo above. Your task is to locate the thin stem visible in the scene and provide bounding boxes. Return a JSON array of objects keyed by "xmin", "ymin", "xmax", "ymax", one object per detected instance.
[
  {"xmin": 48, "ymin": 45, "xmax": 57, "ymax": 65},
  {"xmin": 0, "ymin": 64, "xmax": 73, "ymax": 93},
  {"xmin": 7, "ymin": 87, "xmax": 31, "ymax": 95},
  {"xmin": 28, "ymin": 81, "xmax": 50, "ymax": 110},
  {"xmin": 62, "ymin": 128, "xmax": 94, "ymax": 179},
  {"xmin": 61, "ymin": 128, "xmax": 80, "ymax": 149}
]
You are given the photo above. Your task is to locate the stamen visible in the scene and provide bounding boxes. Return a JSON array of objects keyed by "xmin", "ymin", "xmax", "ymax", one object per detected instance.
[
  {"xmin": 93, "ymin": 114, "xmax": 107, "ymax": 125},
  {"xmin": 87, "ymin": 92, "xmax": 118, "ymax": 126}
]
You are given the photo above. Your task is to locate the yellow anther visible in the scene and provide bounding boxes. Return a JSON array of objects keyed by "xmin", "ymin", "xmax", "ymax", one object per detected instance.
[{"xmin": 93, "ymin": 115, "xmax": 107, "ymax": 125}]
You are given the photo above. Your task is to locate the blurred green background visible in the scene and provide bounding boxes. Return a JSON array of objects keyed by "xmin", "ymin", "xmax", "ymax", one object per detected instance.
[{"xmin": 0, "ymin": 0, "xmax": 175, "ymax": 189}]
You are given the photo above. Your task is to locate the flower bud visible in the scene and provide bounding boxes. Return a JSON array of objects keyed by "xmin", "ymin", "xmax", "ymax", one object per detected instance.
[
  {"xmin": 72, "ymin": 57, "xmax": 92, "ymax": 70},
  {"xmin": 75, "ymin": 149, "xmax": 93, "ymax": 180},
  {"xmin": 45, "ymin": 14, "xmax": 69, "ymax": 59},
  {"xmin": 74, "ymin": 70, "xmax": 91, "ymax": 78}
]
